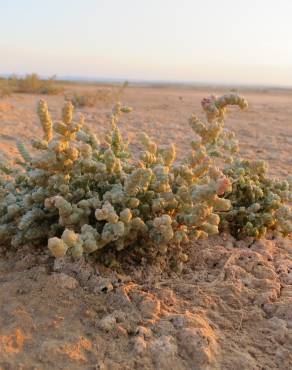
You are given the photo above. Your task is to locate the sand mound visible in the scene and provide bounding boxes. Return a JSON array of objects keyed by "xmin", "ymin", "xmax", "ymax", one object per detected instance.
[{"xmin": 1, "ymin": 235, "xmax": 291, "ymax": 369}]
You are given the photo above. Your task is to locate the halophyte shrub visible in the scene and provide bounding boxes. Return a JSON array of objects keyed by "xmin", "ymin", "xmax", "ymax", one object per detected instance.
[
  {"xmin": 0, "ymin": 97, "xmax": 233, "ymax": 269},
  {"xmin": 0, "ymin": 93, "xmax": 291, "ymax": 270},
  {"xmin": 194, "ymin": 94, "xmax": 292, "ymax": 238}
]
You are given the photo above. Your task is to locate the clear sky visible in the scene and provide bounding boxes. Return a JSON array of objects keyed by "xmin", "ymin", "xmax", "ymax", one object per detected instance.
[{"xmin": 1, "ymin": 0, "xmax": 291, "ymax": 86}]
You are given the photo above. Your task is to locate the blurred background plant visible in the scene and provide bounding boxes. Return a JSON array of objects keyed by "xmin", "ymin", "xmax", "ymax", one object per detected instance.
[
  {"xmin": 0, "ymin": 78, "xmax": 13, "ymax": 98},
  {"xmin": 0, "ymin": 73, "xmax": 64, "ymax": 96},
  {"xmin": 66, "ymin": 81, "xmax": 129, "ymax": 108}
]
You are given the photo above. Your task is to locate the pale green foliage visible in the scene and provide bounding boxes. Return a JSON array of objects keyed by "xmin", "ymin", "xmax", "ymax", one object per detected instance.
[
  {"xmin": 197, "ymin": 94, "xmax": 292, "ymax": 239},
  {"xmin": 222, "ymin": 159, "xmax": 292, "ymax": 238},
  {"xmin": 0, "ymin": 92, "xmax": 291, "ymax": 268},
  {"xmin": 0, "ymin": 98, "xmax": 232, "ymax": 267}
]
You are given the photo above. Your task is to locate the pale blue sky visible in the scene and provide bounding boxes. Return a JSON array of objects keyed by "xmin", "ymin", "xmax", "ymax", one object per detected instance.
[{"xmin": 1, "ymin": 0, "xmax": 291, "ymax": 86}]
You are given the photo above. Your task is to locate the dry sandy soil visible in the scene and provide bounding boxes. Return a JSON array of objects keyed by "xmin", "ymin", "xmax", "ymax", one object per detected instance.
[{"xmin": 0, "ymin": 85, "xmax": 292, "ymax": 369}]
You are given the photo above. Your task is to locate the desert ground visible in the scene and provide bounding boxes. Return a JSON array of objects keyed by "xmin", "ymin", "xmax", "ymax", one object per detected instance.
[{"xmin": 0, "ymin": 84, "xmax": 292, "ymax": 369}]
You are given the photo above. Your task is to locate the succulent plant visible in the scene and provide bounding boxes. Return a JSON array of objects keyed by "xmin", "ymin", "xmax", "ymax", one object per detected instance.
[
  {"xmin": 0, "ymin": 92, "xmax": 291, "ymax": 268},
  {"xmin": 221, "ymin": 159, "xmax": 292, "ymax": 238},
  {"xmin": 0, "ymin": 98, "xmax": 232, "ymax": 267},
  {"xmin": 195, "ymin": 93, "xmax": 292, "ymax": 239}
]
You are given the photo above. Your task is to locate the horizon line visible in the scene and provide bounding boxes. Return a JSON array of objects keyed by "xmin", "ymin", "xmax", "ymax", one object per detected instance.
[{"xmin": 1, "ymin": 72, "xmax": 292, "ymax": 91}]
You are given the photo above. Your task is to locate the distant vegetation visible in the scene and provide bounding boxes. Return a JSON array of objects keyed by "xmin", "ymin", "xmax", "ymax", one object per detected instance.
[
  {"xmin": 0, "ymin": 74, "xmax": 63, "ymax": 97},
  {"xmin": 0, "ymin": 74, "xmax": 130, "ymax": 107},
  {"xmin": 66, "ymin": 81, "xmax": 129, "ymax": 108},
  {"xmin": 0, "ymin": 78, "xmax": 12, "ymax": 98},
  {"xmin": 67, "ymin": 89, "xmax": 112, "ymax": 108}
]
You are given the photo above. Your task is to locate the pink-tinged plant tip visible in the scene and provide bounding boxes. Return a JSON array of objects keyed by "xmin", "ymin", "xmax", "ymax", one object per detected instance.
[{"xmin": 216, "ymin": 177, "xmax": 232, "ymax": 195}]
